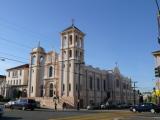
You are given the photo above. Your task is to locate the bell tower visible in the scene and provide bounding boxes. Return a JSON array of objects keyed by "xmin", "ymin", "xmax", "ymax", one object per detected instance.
[
  {"xmin": 28, "ymin": 44, "xmax": 45, "ymax": 97},
  {"xmin": 59, "ymin": 23, "xmax": 85, "ymax": 106}
]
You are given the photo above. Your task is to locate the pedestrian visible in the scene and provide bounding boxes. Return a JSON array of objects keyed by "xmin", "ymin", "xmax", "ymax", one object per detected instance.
[
  {"xmin": 106, "ymin": 101, "xmax": 109, "ymax": 110},
  {"xmin": 55, "ymin": 102, "xmax": 57, "ymax": 111},
  {"xmin": 62, "ymin": 102, "xmax": 66, "ymax": 110}
]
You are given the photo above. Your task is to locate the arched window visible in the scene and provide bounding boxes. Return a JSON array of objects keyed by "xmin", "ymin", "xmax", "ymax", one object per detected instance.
[
  {"xmin": 69, "ymin": 35, "xmax": 72, "ymax": 45},
  {"xmin": 49, "ymin": 83, "xmax": 53, "ymax": 97},
  {"xmin": 75, "ymin": 36, "xmax": 78, "ymax": 46},
  {"xmin": 63, "ymin": 36, "xmax": 67, "ymax": 47},
  {"xmin": 40, "ymin": 85, "xmax": 43, "ymax": 97},
  {"xmin": 40, "ymin": 56, "xmax": 44, "ymax": 64},
  {"xmin": 69, "ymin": 50, "xmax": 72, "ymax": 57},
  {"xmin": 89, "ymin": 77, "xmax": 93, "ymax": 90},
  {"xmin": 75, "ymin": 50, "xmax": 78, "ymax": 58},
  {"xmin": 31, "ymin": 86, "xmax": 33, "ymax": 93},
  {"xmin": 31, "ymin": 56, "xmax": 36, "ymax": 65},
  {"xmin": 49, "ymin": 66, "xmax": 53, "ymax": 77}
]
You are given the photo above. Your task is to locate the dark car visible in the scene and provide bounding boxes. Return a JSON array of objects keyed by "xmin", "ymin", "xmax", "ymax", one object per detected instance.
[
  {"xmin": 130, "ymin": 103, "xmax": 160, "ymax": 113},
  {"xmin": 87, "ymin": 104, "xmax": 100, "ymax": 110},
  {"xmin": 11, "ymin": 98, "xmax": 36, "ymax": 110},
  {"xmin": 0, "ymin": 104, "xmax": 4, "ymax": 117}
]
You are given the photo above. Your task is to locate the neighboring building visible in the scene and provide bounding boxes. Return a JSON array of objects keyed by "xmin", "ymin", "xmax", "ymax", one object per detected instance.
[
  {"xmin": 0, "ymin": 75, "xmax": 6, "ymax": 96},
  {"xmin": 5, "ymin": 24, "xmax": 135, "ymax": 108},
  {"xmin": 142, "ymin": 92, "xmax": 152, "ymax": 103},
  {"xmin": 5, "ymin": 64, "xmax": 29, "ymax": 98}
]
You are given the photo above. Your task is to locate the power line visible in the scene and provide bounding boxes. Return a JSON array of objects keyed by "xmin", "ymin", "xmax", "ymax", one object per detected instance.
[
  {"xmin": 0, "ymin": 36, "xmax": 32, "ymax": 49},
  {"xmin": 0, "ymin": 56, "xmax": 26, "ymax": 64},
  {"xmin": 0, "ymin": 17, "xmax": 52, "ymax": 47},
  {"xmin": 0, "ymin": 51, "xmax": 29, "ymax": 61}
]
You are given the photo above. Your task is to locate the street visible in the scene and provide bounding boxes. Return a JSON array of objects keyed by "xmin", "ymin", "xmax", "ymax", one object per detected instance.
[{"xmin": 1, "ymin": 109, "xmax": 160, "ymax": 120}]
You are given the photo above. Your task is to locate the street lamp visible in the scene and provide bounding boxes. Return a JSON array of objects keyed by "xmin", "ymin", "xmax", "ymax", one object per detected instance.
[{"xmin": 75, "ymin": 61, "xmax": 85, "ymax": 110}]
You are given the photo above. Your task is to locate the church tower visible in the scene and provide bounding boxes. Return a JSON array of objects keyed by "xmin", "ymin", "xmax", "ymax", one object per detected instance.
[
  {"xmin": 28, "ymin": 44, "xmax": 45, "ymax": 97},
  {"xmin": 59, "ymin": 24, "xmax": 85, "ymax": 106}
]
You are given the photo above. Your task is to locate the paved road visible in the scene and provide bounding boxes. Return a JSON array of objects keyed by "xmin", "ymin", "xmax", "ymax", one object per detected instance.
[{"xmin": 1, "ymin": 109, "xmax": 160, "ymax": 120}]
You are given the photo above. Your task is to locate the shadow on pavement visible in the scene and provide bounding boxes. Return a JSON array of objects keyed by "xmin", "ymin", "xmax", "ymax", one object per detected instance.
[{"xmin": 1, "ymin": 116, "xmax": 22, "ymax": 120}]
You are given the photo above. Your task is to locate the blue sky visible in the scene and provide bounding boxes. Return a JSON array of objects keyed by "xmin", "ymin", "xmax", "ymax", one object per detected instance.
[{"xmin": 0, "ymin": 0, "xmax": 158, "ymax": 91}]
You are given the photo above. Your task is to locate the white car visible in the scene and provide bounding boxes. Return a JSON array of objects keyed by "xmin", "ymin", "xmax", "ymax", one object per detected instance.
[
  {"xmin": 0, "ymin": 104, "xmax": 4, "ymax": 117},
  {"xmin": 4, "ymin": 100, "xmax": 16, "ymax": 108}
]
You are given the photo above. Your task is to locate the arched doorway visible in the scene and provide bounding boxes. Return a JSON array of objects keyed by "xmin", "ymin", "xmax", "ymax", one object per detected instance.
[
  {"xmin": 49, "ymin": 83, "xmax": 53, "ymax": 97},
  {"xmin": 22, "ymin": 89, "xmax": 27, "ymax": 97}
]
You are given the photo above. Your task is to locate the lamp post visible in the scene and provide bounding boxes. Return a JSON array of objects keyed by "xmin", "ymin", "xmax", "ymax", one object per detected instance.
[{"xmin": 75, "ymin": 61, "xmax": 84, "ymax": 110}]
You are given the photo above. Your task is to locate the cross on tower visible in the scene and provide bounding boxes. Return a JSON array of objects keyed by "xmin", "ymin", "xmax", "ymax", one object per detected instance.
[{"xmin": 71, "ymin": 19, "xmax": 75, "ymax": 26}]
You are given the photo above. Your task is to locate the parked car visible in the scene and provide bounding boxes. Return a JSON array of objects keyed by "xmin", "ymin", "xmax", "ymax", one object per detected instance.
[
  {"xmin": 4, "ymin": 100, "xmax": 16, "ymax": 108},
  {"xmin": 87, "ymin": 104, "xmax": 100, "ymax": 110},
  {"xmin": 100, "ymin": 102, "xmax": 109, "ymax": 109},
  {"xmin": 0, "ymin": 104, "xmax": 4, "ymax": 117},
  {"xmin": 11, "ymin": 98, "xmax": 36, "ymax": 110},
  {"xmin": 130, "ymin": 103, "xmax": 160, "ymax": 113}
]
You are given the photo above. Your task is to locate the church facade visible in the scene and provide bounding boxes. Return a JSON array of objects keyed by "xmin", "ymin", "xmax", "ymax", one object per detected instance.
[{"xmin": 5, "ymin": 25, "xmax": 134, "ymax": 108}]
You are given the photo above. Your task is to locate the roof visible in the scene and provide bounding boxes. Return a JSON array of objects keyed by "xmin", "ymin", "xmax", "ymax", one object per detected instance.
[
  {"xmin": 62, "ymin": 25, "xmax": 84, "ymax": 34},
  {"xmin": 0, "ymin": 75, "xmax": 6, "ymax": 78},
  {"xmin": 152, "ymin": 50, "xmax": 160, "ymax": 56},
  {"xmin": 7, "ymin": 64, "xmax": 29, "ymax": 71}
]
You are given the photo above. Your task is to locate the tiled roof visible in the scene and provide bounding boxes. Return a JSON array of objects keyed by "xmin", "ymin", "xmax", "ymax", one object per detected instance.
[
  {"xmin": 7, "ymin": 64, "xmax": 29, "ymax": 71},
  {"xmin": 62, "ymin": 25, "xmax": 83, "ymax": 33},
  {"xmin": 0, "ymin": 75, "xmax": 6, "ymax": 78}
]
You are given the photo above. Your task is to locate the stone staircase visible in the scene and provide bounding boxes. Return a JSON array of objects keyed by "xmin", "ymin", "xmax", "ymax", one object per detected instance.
[{"xmin": 33, "ymin": 97, "xmax": 75, "ymax": 109}]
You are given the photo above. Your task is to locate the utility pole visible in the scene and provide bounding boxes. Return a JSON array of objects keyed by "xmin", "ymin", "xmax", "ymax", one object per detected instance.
[{"xmin": 132, "ymin": 81, "xmax": 137, "ymax": 106}]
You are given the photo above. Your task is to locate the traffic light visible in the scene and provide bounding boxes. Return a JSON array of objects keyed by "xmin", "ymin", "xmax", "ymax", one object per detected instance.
[{"xmin": 155, "ymin": 66, "xmax": 160, "ymax": 77}]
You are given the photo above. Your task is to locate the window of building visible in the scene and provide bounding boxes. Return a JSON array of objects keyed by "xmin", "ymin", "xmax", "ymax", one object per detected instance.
[
  {"xmin": 16, "ymin": 80, "xmax": 18, "ymax": 85},
  {"xmin": 19, "ymin": 79, "xmax": 21, "ymax": 85},
  {"xmin": 75, "ymin": 36, "xmax": 78, "ymax": 46},
  {"xmin": 97, "ymin": 78, "xmax": 100, "ymax": 90},
  {"xmin": 49, "ymin": 66, "xmax": 53, "ymax": 77},
  {"xmin": 63, "ymin": 36, "xmax": 67, "ymax": 47},
  {"xmin": 89, "ymin": 77, "xmax": 93, "ymax": 90},
  {"xmin": 69, "ymin": 35, "xmax": 72, "ymax": 45},
  {"xmin": 69, "ymin": 83, "xmax": 71, "ymax": 91},
  {"xmin": 103, "ymin": 80, "xmax": 106, "ymax": 91},
  {"xmin": 32, "ymin": 86, "xmax": 33, "ymax": 93},
  {"xmin": 79, "ymin": 37, "xmax": 82, "ymax": 47},
  {"xmin": 75, "ymin": 50, "xmax": 78, "ymax": 58},
  {"xmin": 31, "ymin": 56, "xmax": 36, "ymax": 65},
  {"xmin": 8, "ymin": 72, "xmax": 10, "ymax": 77},
  {"xmin": 19, "ymin": 70, "xmax": 22, "ymax": 76},
  {"xmin": 40, "ymin": 56, "xmax": 44, "ymax": 64},
  {"xmin": 116, "ymin": 79, "xmax": 119, "ymax": 88},
  {"xmin": 13, "ymin": 80, "xmax": 15, "ymax": 85},
  {"xmin": 76, "ymin": 84, "xmax": 78, "ymax": 91},
  {"xmin": 40, "ymin": 85, "xmax": 43, "ymax": 97},
  {"xmin": 69, "ymin": 50, "xmax": 72, "ymax": 57},
  {"xmin": 11, "ymin": 80, "xmax": 12, "ymax": 85},
  {"xmin": 49, "ymin": 83, "xmax": 53, "ymax": 97},
  {"xmin": 80, "ymin": 52, "xmax": 82, "ymax": 58},
  {"xmin": 63, "ymin": 84, "xmax": 65, "ymax": 91}
]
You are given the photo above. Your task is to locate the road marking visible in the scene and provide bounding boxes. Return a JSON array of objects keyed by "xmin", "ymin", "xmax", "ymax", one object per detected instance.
[{"xmin": 49, "ymin": 111, "xmax": 136, "ymax": 120}]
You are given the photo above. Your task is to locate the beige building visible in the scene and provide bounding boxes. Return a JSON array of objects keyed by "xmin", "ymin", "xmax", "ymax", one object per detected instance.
[
  {"xmin": 5, "ymin": 64, "xmax": 29, "ymax": 98},
  {"xmin": 0, "ymin": 75, "xmax": 6, "ymax": 97},
  {"xmin": 5, "ymin": 25, "xmax": 134, "ymax": 108}
]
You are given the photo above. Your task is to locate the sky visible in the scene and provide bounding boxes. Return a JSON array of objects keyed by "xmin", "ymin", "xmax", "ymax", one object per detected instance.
[{"xmin": 0, "ymin": 0, "xmax": 159, "ymax": 92}]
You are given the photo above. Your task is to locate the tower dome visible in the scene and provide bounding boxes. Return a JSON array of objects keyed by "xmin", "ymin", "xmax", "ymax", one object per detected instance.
[
  {"xmin": 31, "ymin": 41, "xmax": 45, "ymax": 53},
  {"xmin": 32, "ymin": 46, "xmax": 45, "ymax": 53}
]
